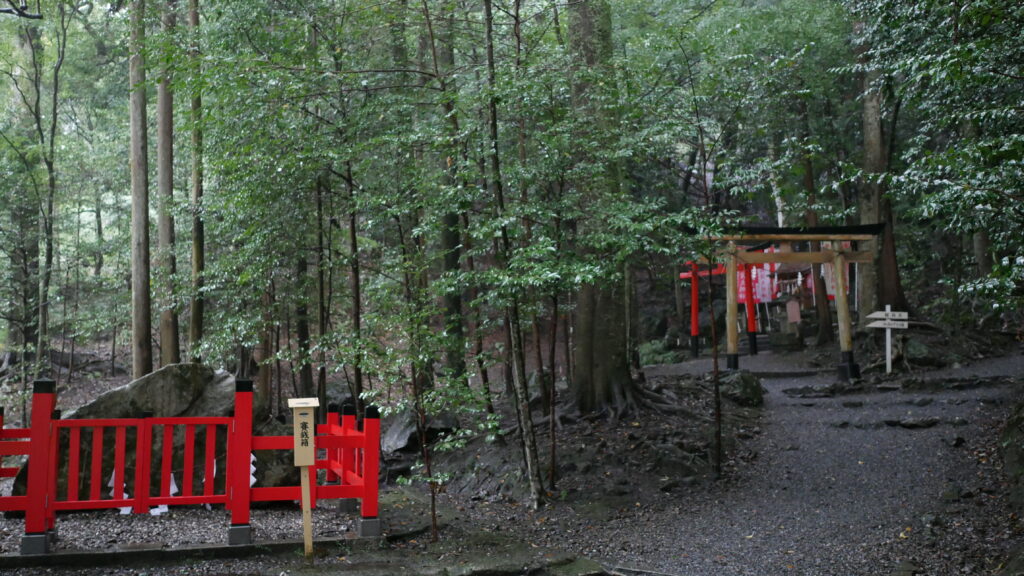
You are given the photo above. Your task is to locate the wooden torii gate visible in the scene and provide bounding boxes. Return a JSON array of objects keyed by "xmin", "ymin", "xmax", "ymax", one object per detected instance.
[{"xmin": 706, "ymin": 225, "xmax": 883, "ymax": 380}]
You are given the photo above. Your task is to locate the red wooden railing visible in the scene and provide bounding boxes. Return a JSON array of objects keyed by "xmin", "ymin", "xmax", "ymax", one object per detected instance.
[{"xmin": 0, "ymin": 379, "xmax": 380, "ymax": 555}]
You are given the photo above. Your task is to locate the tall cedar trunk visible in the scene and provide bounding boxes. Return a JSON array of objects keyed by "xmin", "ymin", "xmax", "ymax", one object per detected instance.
[
  {"xmin": 344, "ymin": 165, "xmax": 364, "ymax": 414},
  {"xmin": 255, "ymin": 288, "xmax": 273, "ymax": 416},
  {"xmin": 295, "ymin": 257, "xmax": 315, "ymax": 397},
  {"xmin": 187, "ymin": 0, "xmax": 204, "ymax": 361},
  {"xmin": 483, "ymin": 0, "xmax": 545, "ymax": 508},
  {"xmin": 626, "ymin": 267, "xmax": 642, "ymax": 378},
  {"xmin": 800, "ymin": 125, "xmax": 834, "ymax": 345},
  {"xmin": 429, "ymin": 4, "xmax": 466, "ymax": 383},
  {"xmin": 879, "ymin": 199, "xmax": 909, "ymax": 310},
  {"xmin": 16, "ymin": 14, "xmax": 67, "ymax": 372},
  {"xmin": 961, "ymin": 121, "xmax": 993, "ymax": 276},
  {"xmin": 129, "ymin": 0, "xmax": 153, "ymax": 379},
  {"xmin": 462, "ymin": 214, "xmax": 495, "ymax": 414},
  {"xmin": 857, "ymin": 29, "xmax": 882, "ymax": 325},
  {"xmin": 157, "ymin": 0, "xmax": 181, "ymax": 366},
  {"xmin": 8, "ymin": 27, "xmax": 40, "ymax": 368},
  {"xmin": 568, "ymin": 0, "xmax": 635, "ymax": 415},
  {"xmin": 674, "ymin": 264, "xmax": 687, "ymax": 347},
  {"xmin": 574, "ymin": 278, "xmax": 632, "ymax": 414},
  {"xmin": 315, "ymin": 177, "xmax": 328, "ymax": 413},
  {"xmin": 93, "ymin": 195, "xmax": 104, "ymax": 276}
]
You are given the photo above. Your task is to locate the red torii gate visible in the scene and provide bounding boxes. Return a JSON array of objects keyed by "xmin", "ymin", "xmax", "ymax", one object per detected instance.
[{"xmin": 681, "ymin": 257, "xmax": 773, "ymax": 358}]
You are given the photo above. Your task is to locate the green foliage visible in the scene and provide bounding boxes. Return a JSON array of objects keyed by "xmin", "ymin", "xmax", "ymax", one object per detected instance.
[
  {"xmin": 848, "ymin": 0, "xmax": 1024, "ymax": 314},
  {"xmin": 638, "ymin": 339, "xmax": 685, "ymax": 366}
]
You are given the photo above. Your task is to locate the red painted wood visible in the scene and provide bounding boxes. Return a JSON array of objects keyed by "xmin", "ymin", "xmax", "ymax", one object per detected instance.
[
  {"xmin": 0, "ymin": 441, "xmax": 30, "ymax": 456},
  {"xmin": 113, "ymin": 427, "xmax": 127, "ymax": 500},
  {"xmin": 24, "ymin": 387, "xmax": 55, "ymax": 534},
  {"xmin": 67, "ymin": 428, "xmax": 81, "ymax": 501},
  {"xmin": 361, "ymin": 414, "xmax": 380, "ymax": 518},
  {"xmin": 229, "ymin": 388, "xmax": 253, "ymax": 525},
  {"xmin": 134, "ymin": 422, "xmax": 152, "ymax": 513},
  {"xmin": 160, "ymin": 424, "xmax": 173, "ymax": 497},
  {"xmin": 183, "ymin": 425, "xmax": 195, "ymax": 497},
  {"xmin": 89, "ymin": 427, "xmax": 103, "ymax": 501},
  {"xmin": 203, "ymin": 425, "xmax": 216, "ymax": 496}
]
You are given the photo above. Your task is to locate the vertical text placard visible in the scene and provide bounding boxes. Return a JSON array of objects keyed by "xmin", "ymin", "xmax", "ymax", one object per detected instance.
[{"xmin": 288, "ymin": 398, "xmax": 318, "ymax": 467}]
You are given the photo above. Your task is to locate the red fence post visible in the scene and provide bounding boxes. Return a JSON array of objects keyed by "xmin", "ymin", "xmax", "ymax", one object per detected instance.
[
  {"xmin": 743, "ymin": 263, "xmax": 758, "ymax": 355},
  {"xmin": 689, "ymin": 261, "xmax": 700, "ymax": 358},
  {"xmin": 228, "ymin": 380, "xmax": 253, "ymax": 545},
  {"xmin": 133, "ymin": 414, "xmax": 153, "ymax": 514},
  {"xmin": 47, "ymin": 409, "xmax": 60, "ymax": 533},
  {"xmin": 22, "ymin": 379, "xmax": 56, "ymax": 555},
  {"xmin": 356, "ymin": 405, "xmax": 380, "ymax": 537},
  {"xmin": 325, "ymin": 404, "xmax": 339, "ymax": 484}
]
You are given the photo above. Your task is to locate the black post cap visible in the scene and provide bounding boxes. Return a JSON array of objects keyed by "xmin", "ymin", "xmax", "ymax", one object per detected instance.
[
  {"xmin": 0, "ymin": 406, "xmax": 5, "ymax": 417},
  {"xmin": 327, "ymin": 402, "xmax": 339, "ymax": 414},
  {"xmin": 342, "ymin": 401, "xmax": 356, "ymax": 416},
  {"xmin": 365, "ymin": 405, "xmax": 380, "ymax": 419},
  {"xmin": 235, "ymin": 379, "xmax": 254, "ymax": 393},
  {"xmin": 33, "ymin": 379, "xmax": 56, "ymax": 394}
]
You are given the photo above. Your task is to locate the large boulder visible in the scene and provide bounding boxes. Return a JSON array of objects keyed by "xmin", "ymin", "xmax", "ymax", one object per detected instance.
[
  {"xmin": 381, "ymin": 410, "xmax": 459, "ymax": 455},
  {"xmin": 901, "ymin": 336, "xmax": 948, "ymax": 368},
  {"xmin": 13, "ymin": 364, "xmax": 296, "ymax": 508},
  {"xmin": 65, "ymin": 363, "xmax": 233, "ymax": 420},
  {"xmin": 719, "ymin": 370, "xmax": 766, "ymax": 407}
]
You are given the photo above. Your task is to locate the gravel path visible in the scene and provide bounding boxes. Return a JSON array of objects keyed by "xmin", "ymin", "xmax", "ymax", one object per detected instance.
[{"xmin": 521, "ymin": 351, "xmax": 1024, "ymax": 575}]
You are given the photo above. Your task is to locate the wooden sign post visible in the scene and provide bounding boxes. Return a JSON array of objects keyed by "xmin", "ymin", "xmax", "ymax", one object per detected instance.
[
  {"xmin": 867, "ymin": 305, "xmax": 909, "ymax": 374},
  {"xmin": 288, "ymin": 398, "xmax": 319, "ymax": 557}
]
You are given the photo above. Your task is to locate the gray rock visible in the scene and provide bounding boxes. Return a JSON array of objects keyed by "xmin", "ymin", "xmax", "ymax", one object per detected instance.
[
  {"xmin": 904, "ymin": 337, "xmax": 947, "ymax": 367},
  {"xmin": 719, "ymin": 370, "xmax": 766, "ymax": 407},
  {"xmin": 381, "ymin": 410, "xmax": 459, "ymax": 454},
  {"xmin": 899, "ymin": 417, "xmax": 940, "ymax": 429}
]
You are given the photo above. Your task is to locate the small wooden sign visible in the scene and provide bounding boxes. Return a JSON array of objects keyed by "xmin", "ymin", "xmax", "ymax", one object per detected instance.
[
  {"xmin": 288, "ymin": 398, "xmax": 318, "ymax": 467},
  {"xmin": 287, "ymin": 397, "xmax": 319, "ymax": 557}
]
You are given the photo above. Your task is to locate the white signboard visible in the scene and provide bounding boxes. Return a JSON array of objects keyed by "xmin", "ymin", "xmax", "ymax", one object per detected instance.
[
  {"xmin": 867, "ymin": 306, "xmax": 908, "ymax": 374},
  {"xmin": 867, "ymin": 310, "xmax": 909, "ymax": 320},
  {"xmin": 867, "ymin": 319, "xmax": 909, "ymax": 330}
]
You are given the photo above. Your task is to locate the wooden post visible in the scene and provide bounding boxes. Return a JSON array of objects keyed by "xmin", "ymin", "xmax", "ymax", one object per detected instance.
[
  {"xmin": 726, "ymin": 243, "xmax": 739, "ymax": 370},
  {"xmin": 832, "ymin": 246, "xmax": 860, "ymax": 380},
  {"xmin": 288, "ymin": 398, "xmax": 319, "ymax": 557}
]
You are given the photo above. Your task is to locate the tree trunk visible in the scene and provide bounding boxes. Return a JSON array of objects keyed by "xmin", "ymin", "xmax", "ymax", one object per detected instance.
[
  {"xmin": 574, "ymin": 274, "xmax": 633, "ymax": 415},
  {"xmin": 130, "ymin": 0, "xmax": 153, "ymax": 379},
  {"xmin": 157, "ymin": 0, "xmax": 181, "ymax": 366},
  {"xmin": 187, "ymin": 0, "xmax": 205, "ymax": 361},
  {"xmin": 424, "ymin": 1, "xmax": 466, "ymax": 383},
  {"xmin": 857, "ymin": 29, "xmax": 883, "ymax": 325},
  {"xmin": 567, "ymin": 0, "xmax": 635, "ymax": 415},
  {"xmin": 295, "ymin": 257, "xmax": 315, "ymax": 398},
  {"xmin": 483, "ymin": 0, "xmax": 544, "ymax": 509}
]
